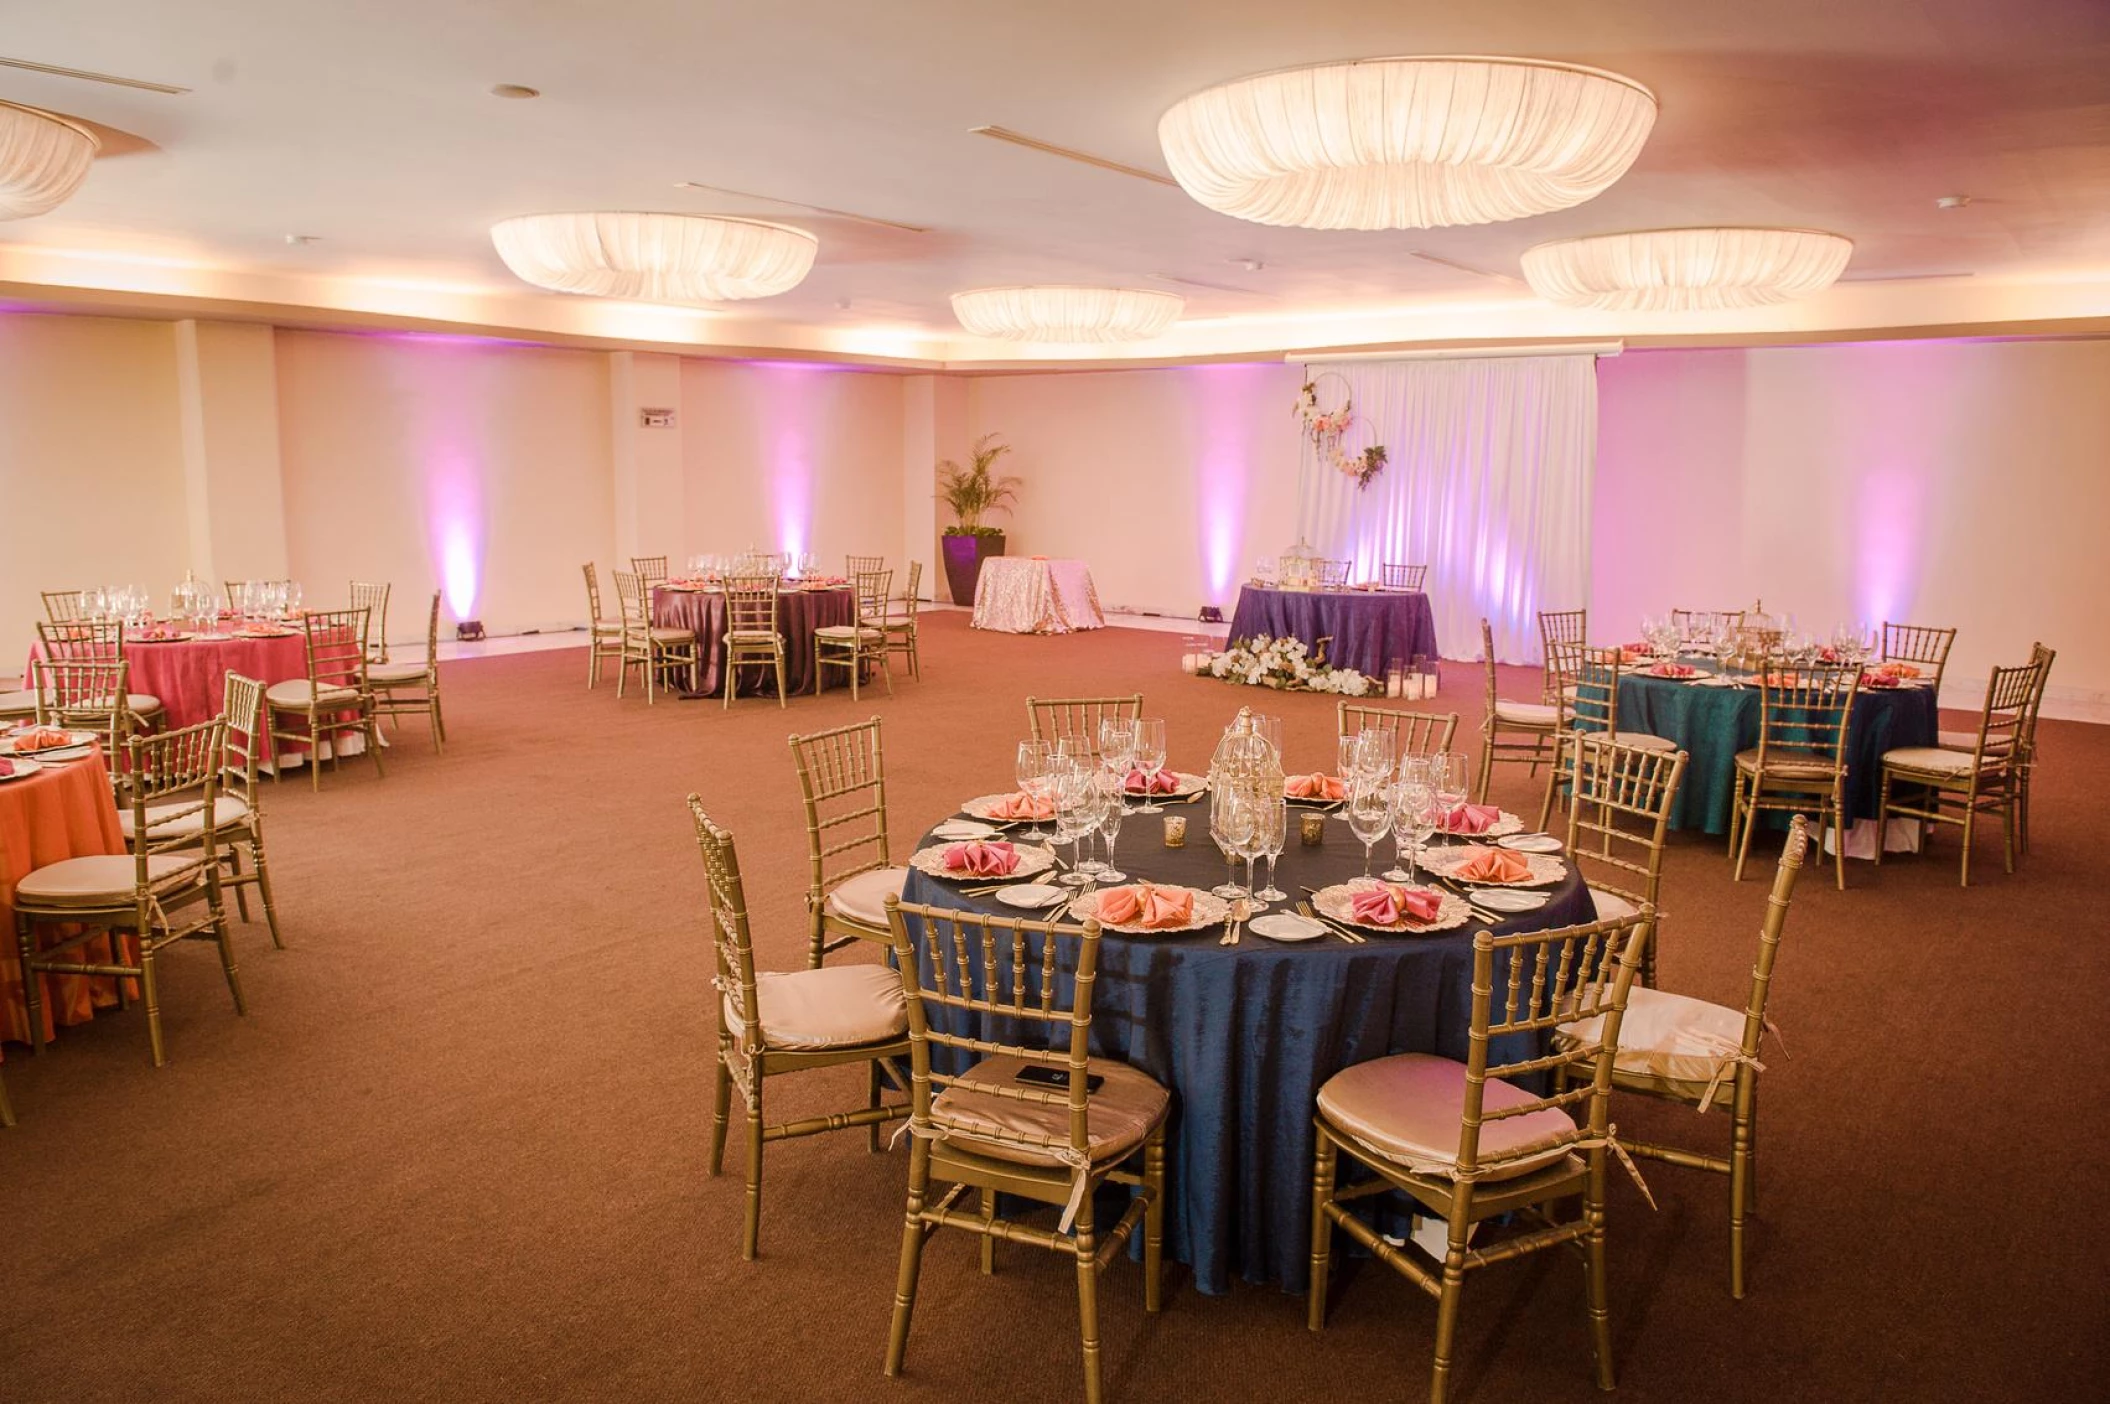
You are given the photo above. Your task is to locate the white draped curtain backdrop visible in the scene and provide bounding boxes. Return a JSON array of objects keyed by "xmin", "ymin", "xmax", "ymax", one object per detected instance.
[{"xmin": 1294, "ymin": 354, "xmax": 1598, "ymax": 666}]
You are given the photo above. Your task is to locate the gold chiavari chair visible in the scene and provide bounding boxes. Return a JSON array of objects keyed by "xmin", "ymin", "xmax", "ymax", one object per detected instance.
[
  {"xmin": 1554, "ymin": 816, "xmax": 1808, "ymax": 1299},
  {"xmin": 1317, "ymin": 558, "xmax": 1351, "ymax": 589},
  {"xmin": 883, "ymin": 560, "xmax": 924, "ymax": 681},
  {"xmin": 1537, "ymin": 607, "xmax": 1588, "ymax": 702},
  {"xmin": 1539, "ymin": 643, "xmax": 1676, "ymax": 830},
  {"xmin": 721, "ymin": 573, "xmax": 788, "ymax": 710},
  {"xmin": 1338, "ymin": 700, "xmax": 1459, "ymax": 762},
  {"xmin": 1476, "ymin": 617, "xmax": 1559, "ymax": 802},
  {"xmin": 628, "ymin": 554, "xmax": 670, "ymax": 584},
  {"xmin": 1879, "ymin": 621, "xmax": 1958, "ymax": 693},
  {"xmin": 1563, "ymin": 734, "xmax": 1688, "ymax": 988},
  {"xmin": 881, "ymin": 898, "xmax": 1168, "ymax": 1403},
  {"xmin": 813, "ymin": 567, "xmax": 893, "ymax": 700},
  {"xmin": 14, "ymin": 720, "xmax": 242, "ymax": 1067},
  {"xmin": 1026, "ymin": 693, "xmax": 1144, "ymax": 760},
  {"xmin": 581, "ymin": 562, "xmax": 625, "ymax": 689},
  {"xmin": 789, "ymin": 716, "xmax": 906, "ymax": 968},
  {"xmin": 1380, "ymin": 562, "xmax": 1429, "ymax": 591},
  {"xmin": 613, "ymin": 569, "xmax": 698, "ymax": 704},
  {"xmin": 31, "ymin": 657, "xmax": 133, "ymax": 761},
  {"xmin": 688, "ymin": 799, "xmax": 910, "ymax": 1260},
  {"xmin": 1307, "ymin": 907, "xmax": 1653, "ymax": 1404},
  {"xmin": 2012, "ymin": 642, "xmax": 2056, "ymax": 854},
  {"xmin": 349, "ymin": 580, "xmax": 391, "ymax": 662},
  {"xmin": 846, "ymin": 553, "xmax": 886, "ymax": 577},
  {"xmin": 37, "ymin": 619, "xmax": 165, "ymax": 732},
  {"xmin": 266, "ymin": 606, "xmax": 386, "ymax": 792},
  {"xmin": 1730, "ymin": 661, "xmax": 1861, "ymax": 889},
  {"xmin": 370, "ymin": 590, "xmax": 446, "ymax": 751},
  {"xmin": 1877, "ymin": 655, "xmax": 2042, "ymax": 886},
  {"xmin": 40, "ymin": 589, "xmax": 83, "ymax": 622}
]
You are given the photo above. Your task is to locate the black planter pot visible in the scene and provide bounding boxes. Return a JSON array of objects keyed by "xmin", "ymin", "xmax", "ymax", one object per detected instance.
[{"xmin": 942, "ymin": 532, "xmax": 1006, "ymax": 605}]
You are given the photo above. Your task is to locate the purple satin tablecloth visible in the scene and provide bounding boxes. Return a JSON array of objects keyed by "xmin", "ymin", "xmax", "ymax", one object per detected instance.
[
  {"xmin": 1227, "ymin": 585, "xmax": 1439, "ymax": 680},
  {"xmin": 651, "ymin": 585, "xmax": 857, "ymax": 697}
]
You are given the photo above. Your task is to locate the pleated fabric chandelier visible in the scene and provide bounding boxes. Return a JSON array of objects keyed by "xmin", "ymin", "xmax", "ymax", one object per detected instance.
[
  {"xmin": 1522, "ymin": 227, "xmax": 1855, "ymax": 310},
  {"xmin": 1157, "ymin": 56, "xmax": 1656, "ymax": 230},
  {"xmin": 0, "ymin": 100, "xmax": 99, "ymax": 220},
  {"xmin": 951, "ymin": 286, "xmax": 1184, "ymax": 342},
  {"xmin": 490, "ymin": 212, "xmax": 817, "ymax": 302}
]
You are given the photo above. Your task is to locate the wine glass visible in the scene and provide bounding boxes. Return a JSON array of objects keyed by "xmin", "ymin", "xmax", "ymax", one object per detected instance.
[
  {"xmin": 1099, "ymin": 717, "xmax": 1137, "ymax": 812},
  {"xmin": 1346, "ymin": 782, "xmax": 1393, "ymax": 880},
  {"xmin": 1434, "ymin": 751, "xmax": 1469, "ymax": 825},
  {"xmin": 1332, "ymin": 733, "xmax": 1361, "ymax": 821},
  {"xmin": 1096, "ymin": 769, "xmax": 1127, "ymax": 883},
  {"xmin": 1132, "ymin": 718, "xmax": 1169, "ymax": 814},
  {"xmin": 1255, "ymin": 793, "xmax": 1288, "ymax": 902},
  {"xmin": 1015, "ymin": 740, "xmax": 1052, "ymax": 842},
  {"xmin": 1354, "ymin": 729, "xmax": 1394, "ymax": 793},
  {"xmin": 1385, "ymin": 759, "xmax": 1431, "ymax": 881},
  {"xmin": 1051, "ymin": 762, "xmax": 1096, "ymax": 887},
  {"xmin": 1209, "ymin": 785, "xmax": 1256, "ymax": 900}
]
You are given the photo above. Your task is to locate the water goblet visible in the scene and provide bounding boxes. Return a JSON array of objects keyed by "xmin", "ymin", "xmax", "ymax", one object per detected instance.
[
  {"xmin": 1015, "ymin": 740, "xmax": 1052, "ymax": 842},
  {"xmin": 1346, "ymin": 783, "xmax": 1393, "ymax": 879},
  {"xmin": 1132, "ymin": 718, "xmax": 1169, "ymax": 814},
  {"xmin": 1255, "ymin": 795, "xmax": 1288, "ymax": 902},
  {"xmin": 1209, "ymin": 786, "xmax": 1256, "ymax": 899}
]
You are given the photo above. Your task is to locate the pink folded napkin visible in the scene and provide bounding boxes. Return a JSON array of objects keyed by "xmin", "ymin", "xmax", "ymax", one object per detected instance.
[
  {"xmin": 1094, "ymin": 884, "xmax": 1193, "ymax": 929},
  {"xmin": 1868, "ymin": 661, "xmax": 1919, "ymax": 682},
  {"xmin": 1439, "ymin": 803, "xmax": 1502, "ymax": 835},
  {"xmin": 986, "ymin": 792, "xmax": 1054, "ymax": 820},
  {"xmin": 1125, "ymin": 768, "xmax": 1179, "ymax": 795},
  {"xmin": 0, "ymin": 758, "xmax": 15, "ymax": 777},
  {"xmin": 1349, "ymin": 883, "xmax": 1442, "ymax": 926},
  {"xmin": 1862, "ymin": 672, "xmax": 1900, "ymax": 689},
  {"xmin": 1453, "ymin": 847, "xmax": 1533, "ymax": 884},
  {"xmin": 942, "ymin": 841, "xmax": 1019, "ymax": 877},
  {"xmin": 1285, "ymin": 772, "xmax": 1346, "ymax": 801},
  {"xmin": 1651, "ymin": 662, "xmax": 1699, "ymax": 679}
]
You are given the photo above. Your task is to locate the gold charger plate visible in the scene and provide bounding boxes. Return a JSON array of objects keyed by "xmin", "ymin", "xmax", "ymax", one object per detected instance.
[
  {"xmin": 1431, "ymin": 808, "xmax": 1525, "ymax": 839},
  {"xmin": 960, "ymin": 792, "xmax": 1055, "ymax": 823},
  {"xmin": 1123, "ymin": 770, "xmax": 1207, "ymax": 799},
  {"xmin": 909, "ymin": 842, "xmax": 1058, "ymax": 882},
  {"xmin": 1, "ymin": 729, "xmax": 97, "ymax": 756},
  {"xmin": 1065, "ymin": 884, "xmax": 1229, "ymax": 935},
  {"xmin": 1418, "ymin": 845, "xmax": 1568, "ymax": 888},
  {"xmin": 1311, "ymin": 879, "xmax": 1473, "ymax": 934}
]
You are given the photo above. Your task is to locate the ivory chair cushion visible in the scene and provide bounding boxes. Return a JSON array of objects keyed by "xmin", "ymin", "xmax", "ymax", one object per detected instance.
[
  {"xmin": 81, "ymin": 693, "xmax": 164, "ymax": 714},
  {"xmin": 117, "ymin": 795, "xmax": 251, "ymax": 840},
  {"xmin": 0, "ymin": 689, "xmax": 36, "ymax": 717},
  {"xmin": 1494, "ymin": 700, "xmax": 1559, "ymax": 726},
  {"xmin": 1316, "ymin": 1052, "xmax": 1576, "ymax": 1180},
  {"xmin": 1937, "ymin": 729, "xmax": 1977, "ymax": 751},
  {"xmin": 1734, "ymin": 746, "xmax": 1839, "ymax": 779},
  {"xmin": 15, "ymin": 854, "xmax": 197, "ymax": 907},
  {"xmin": 266, "ymin": 679, "xmax": 359, "ymax": 709},
  {"xmin": 824, "ymin": 866, "xmax": 909, "ymax": 928},
  {"xmin": 1589, "ymin": 888, "xmax": 1639, "ymax": 923},
  {"xmin": 934, "ymin": 1053, "xmax": 1169, "ymax": 1168},
  {"xmin": 724, "ymin": 631, "xmax": 782, "ymax": 644},
  {"xmin": 646, "ymin": 627, "xmax": 694, "ymax": 644},
  {"xmin": 813, "ymin": 625, "xmax": 885, "ymax": 642},
  {"xmin": 1883, "ymin": 746, "xmax": 1982, "ymax": 777},
  {"xmin": 367, "ymin": 661, "xmax": 431, "ymax": 684},
  {"xmin": 723, "ymin": 965, "xmax": 907, "ymax": 1051},
  {"xmin": 1555, "ymin": 986, "xmax": 1748, "ymax": 1106},
  {"xmin": 1610, "ymin": 730, "xmax": 1678, "ymax": 752}
]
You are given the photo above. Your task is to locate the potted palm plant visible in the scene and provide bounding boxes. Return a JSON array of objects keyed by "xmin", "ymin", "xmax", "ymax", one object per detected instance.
[{"xmin": 937, "ymin": 434, "xmax": 1022, "ymax": 605}]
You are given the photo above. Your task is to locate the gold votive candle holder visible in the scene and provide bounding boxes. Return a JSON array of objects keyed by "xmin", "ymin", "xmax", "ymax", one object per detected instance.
[
  {"xmin": 1162, "ymin": 816, "xmax": 1187, "ymax": 847},
  {"xmin": 1300, "ymin": 813, "xmax": 1326, "ymax": 845}
]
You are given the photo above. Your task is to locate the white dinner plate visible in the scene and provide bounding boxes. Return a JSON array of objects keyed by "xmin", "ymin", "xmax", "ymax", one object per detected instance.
[
  {"xmin": 932, "ymin": 819, "xmax": 998, "ymax": 841},
  {"xmin": 995, "ymin": 883, "xmax": 1067, "ymax": 909},
  {"xmin": 1497, "ymin": 833, "xmax": 1565, "ymax": 854},
  {"xmin": 0, "ymin": 756, "xmax": 44, "ymax": 782},
  {"xmin": 1471, "ymin": 888, "xmax": 1550, "ymax": 913},
  {"xmin": 1249, "ymin": 913, "xmax": 1328, "ymax": 943},
  {"xmin": 28, "ymin": 744, "xmax": 94, "ymax": 763}
]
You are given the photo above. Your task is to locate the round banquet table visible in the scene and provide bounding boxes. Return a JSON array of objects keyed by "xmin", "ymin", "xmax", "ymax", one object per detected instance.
[
  {"xmin": 1226, "ymin": 584, "xmax": 1439, "ymax": 680},
  {"xmin": 651, "ymin": 584, "xmax": 858, "ymax": 697},
  {"xmin": 898, "ymin": 805, "xmax": 1595, "ymax": 1296},
  {"xmin": 1615, "ymin": 662, "xmax": 1941, "ymax": 834},
  {"xmin": 0, "ymin": 744, "xmax": 130, "ymax": 1059}
]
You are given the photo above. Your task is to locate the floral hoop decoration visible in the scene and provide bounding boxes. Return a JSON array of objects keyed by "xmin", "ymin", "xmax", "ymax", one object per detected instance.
[{"xmin": 1295, "ymin": 373, "xmax": 1388, "ymax": 490}]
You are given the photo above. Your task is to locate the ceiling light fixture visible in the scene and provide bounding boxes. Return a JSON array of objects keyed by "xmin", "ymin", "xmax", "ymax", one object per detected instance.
[
  {"xmin": 1158, "ymin": 56, "xmax": 1656, "ymax": 230},
  {"xmin": 490, "ymin": 83, "xmax": 540, "ymax": 100},
  {"xmin": 951, "ymin": 286, "xmax": 1184, "ymax": 342},
  {"xmin": 491, "ymin": 212, "xmax": 816, "ymax": 302},
  {"xmin": 0, "ymin": 99, "xmax": 98, "ymax": 219},
  {"xmin": 1521, "ymin": 227, "xmax": 1854, "ymax": 310}
]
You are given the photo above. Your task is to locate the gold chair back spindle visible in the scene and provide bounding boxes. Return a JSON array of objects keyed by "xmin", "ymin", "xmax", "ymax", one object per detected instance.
[
  {"xmin": 1564, "ymin": 734, "xmax": 1688, "ymax": 986},
  {"xmin": 1537, "ymin": 607, "xmax": 1588, "ymax": 701},
  {"xmin": 40, "ymin": 589, "xmax": 84, "ymax": 623},
  {"xmin": 1878, "ymin": 621, "xmax": 1958, "ymax": 692},
  {"xmin": 1025, "ymin": 693, "xmax": 1144, "ymax": 761},
  {"xmin": 789, "ymin": 717, "xmax": 904, "ymax": 968},
  {"xmin": 1338, "ymin": 700, "xmax": 1459, "ymax": 762},
  {"xmin": 1379, "ymin": 563, "xmax": 1429, "ymax": 591},
  {"xmin": 845, "ymin": 553, "xmax": 886, "ymax": 578},
  {"xmin": 31, "ymin": 656, "xmax": 131, "ymax": 761},
  {"xmin": 349, "ymin": 580, "xmax": 391, "ymax": 662},
  {"xmin": 628, "ymin": 554, "xmax": 669, "ymax": 584},
  {"xmin": 721, "ymin": 573, "xmax": 788, "ymax": 709},
  {"xmin": 216, "ymin": 671, "xmax": 284, "ymax": 947},
  {"xmin": 1731, "ymin": 661, "xmax": 1860, "ymax": 888},
  {"xmin": 1878, "ymin": 655, "xmax": 2042, "ymax": 886},
  {"xmin": 265, "ymin": 606, "xmax": 386, "ymax": 792},
  {"xmin": 1476, "ymin": 617, "xmax": 1560, "ymax": 803}
]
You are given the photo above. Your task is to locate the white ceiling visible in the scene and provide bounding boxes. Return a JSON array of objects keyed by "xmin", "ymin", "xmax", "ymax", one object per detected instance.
[{"xmin": 4, "ymin": 0, "xmax": 2110, "ymax": 354}]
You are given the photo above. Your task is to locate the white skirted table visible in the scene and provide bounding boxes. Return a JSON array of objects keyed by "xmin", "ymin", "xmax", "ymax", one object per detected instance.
[{"xmin": 969, "ymin": 557, "xmax": 1106, "ymax": 635}]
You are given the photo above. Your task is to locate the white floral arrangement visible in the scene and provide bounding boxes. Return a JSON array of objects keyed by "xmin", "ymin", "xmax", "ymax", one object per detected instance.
[{"xmin": 1199, "ymin": 635, "xmax": 1373, "ymax": 696}]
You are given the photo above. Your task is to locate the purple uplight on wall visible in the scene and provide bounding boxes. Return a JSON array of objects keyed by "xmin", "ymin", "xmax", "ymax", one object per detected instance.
[
  {"xmin": 426, "ymin": 455, "xmax": 484, "ymax": 622},
  {"xmin": 772, "ymin": 426, "xmax": 812, "ymax": 563},
  {"xmin": 1854, "ymin": 467, "xmax": 1922, "ymax": 626},
  {"xmin": 1187, "ymin": 364, "xmax": 1272, "ymax": 606}
]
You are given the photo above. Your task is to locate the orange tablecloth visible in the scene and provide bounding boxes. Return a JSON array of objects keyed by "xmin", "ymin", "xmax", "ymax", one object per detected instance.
[{"xmin": 0, "ymin": 746, "xmax": 129, "ymax": 1058}]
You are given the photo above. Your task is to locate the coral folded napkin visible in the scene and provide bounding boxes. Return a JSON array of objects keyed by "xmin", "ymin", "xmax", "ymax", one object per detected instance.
[
  {"xmin": 1285, "ymin": 772, "xmax": 1346, "ymax": 800},
  {"xmin": 1094, "ymin": 884, "xmax": 1193, "ymax": 929},
  {"xmin": 1452, "ymin": 847, "xmax": 1533, "ymax": 883},
  {"xmin": 942, "ymin": 841, "xmax": 1018, "ymax": 877},
  {"xmin": 1650, "ymin": 662, "xmax": 1699, "ymax": 679},
  {"xmin": 1125, "ymin": 768, "xmax": 1179, "ymax": 795},
  {"xmin": 1440, "ymin": 803, "xmax": 1503, "ymax": 835},
  {"xmin": 1867, "ymin": 662, "xmax": 1919, "ymax": 683},
  {"xmin": 987, "ymin": 792, "xmax": 1053, "ymax": 820},
  {"xmin": 0, "ymin": 758, "xmax": 16, "ymax": 777},
  {"xmin": 9, "ymin": 727, "xmax": 70, "ymax": 751},
  {"xmin": 1349, "ymin": 883, "xmax": 1442, "ymax": 926}
]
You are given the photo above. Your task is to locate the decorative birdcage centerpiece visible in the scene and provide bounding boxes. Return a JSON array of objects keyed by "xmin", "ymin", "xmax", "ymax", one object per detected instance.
[
  {"xmin": 1208, "ymin": 707, "xmax": 1284, "ymax": 794},
  {"xmin": 1276, "ymin": 538, "xmax": 1322, "ymax": 592}
]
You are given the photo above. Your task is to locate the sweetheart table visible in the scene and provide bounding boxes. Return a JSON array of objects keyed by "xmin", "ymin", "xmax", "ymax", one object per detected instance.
[
  {"xmin": 970, "ymin": 557, "xmax": 1105, "ymax": 634},
  {"xmin": 0, "ymin": 744, "xmax": 130, "ymax": 1059},
  {"xmin": 898, "ymin": 812, "xmax": 1594, "ymax": 1296},
  {"xmin": 1227, "ymin": 584, "xmax": 1438, "ymax": 679}
]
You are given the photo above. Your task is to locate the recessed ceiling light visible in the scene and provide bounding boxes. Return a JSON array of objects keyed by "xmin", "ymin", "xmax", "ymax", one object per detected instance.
[
  {"xmin": 1228, "ymin": 258, "xmax": 1265, "ymax": 272},
  {"xmin": 1935, "ymin": 194, "xmax": 1972, "ymax": 210},
  {"xmin": 490, "ymin": 83, "xmax": 540, "ymax": 100},
  {"xmin": 284, "ymin": 233, "xmax": 321, "ymax": 245}
]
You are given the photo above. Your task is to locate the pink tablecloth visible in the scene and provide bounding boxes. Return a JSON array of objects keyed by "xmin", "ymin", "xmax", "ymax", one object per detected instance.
[
  {"xmin": 970, "ymin": 557, "xmax": 1106, "ymax": 635},
  {"xmin": 0, "ymin": 744, "xmax": 129, "ymax": 1058}
]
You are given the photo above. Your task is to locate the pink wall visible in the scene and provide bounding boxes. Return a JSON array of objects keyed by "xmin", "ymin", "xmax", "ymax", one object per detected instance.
[{"xmin": 1596, "ymin": 339, "xmax": 2110, "ymax": 707}]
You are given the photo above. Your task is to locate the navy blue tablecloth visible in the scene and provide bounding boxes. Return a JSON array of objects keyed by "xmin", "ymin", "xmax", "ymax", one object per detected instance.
[
  {"xmin": 1226, "ymin": 585, "xmax": 1439, "ymax": 680},
  {"xmin": 1615, "ymin": 668, "xmax": 1940, "ymax": 833},
  {"xmin": 898, "ymin": 814, "xmax": 1593, "ymax": 1296}
]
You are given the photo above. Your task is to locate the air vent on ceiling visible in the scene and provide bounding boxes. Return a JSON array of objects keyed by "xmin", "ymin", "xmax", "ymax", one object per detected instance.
[
  {"xmin": 0, "ymin": 55, "xmax": 189, "ymax": 94},
  {"xmin": 1838, "ymin": 270, "xmax": 1975, "ymax": 283},
  {"xmin": 673, "ymin": 181, "xmax": 927, "ymax": 234},
  {"xmin": 1148, "ymin": 272, "xmax": 1276, "ymax": 299},
  {"xmin": 1408, "ymin": 251, "xmax": 1525, "ymax": 285},
  {"xmin": 969, "ymin": 125, "xmax": 1179, "ymax": 187}
]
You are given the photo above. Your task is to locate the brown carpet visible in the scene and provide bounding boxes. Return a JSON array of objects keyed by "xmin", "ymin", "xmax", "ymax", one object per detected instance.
[{"xmin": 4, "ymin": 612, "xmax": 2104, "ymax": 1403}]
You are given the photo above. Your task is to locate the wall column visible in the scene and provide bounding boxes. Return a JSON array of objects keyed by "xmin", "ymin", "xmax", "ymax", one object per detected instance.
[
  {"xmin": 172, "ymin": 320, "xmax": 289, "ymax": 588},
  {"xmin": 607, "ymin": 351, "xmax": 685, "ymax": 567}
]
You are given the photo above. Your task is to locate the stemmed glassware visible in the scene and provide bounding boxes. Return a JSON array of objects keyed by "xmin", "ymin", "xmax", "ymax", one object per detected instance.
[
  {"xmin": 1434, "ymin": 752, "xmax": 1468, "ymax": 828},
  {"xmin": 1346, "ymin": 781, "xmax": 1393, "ymax": 879},
  {"xmin": 1095, "ymin": 768, "xmax": 1127, "ymax": 882},
  {"xmin": 1015, "ymin": 740, "xmax": 1052, "ymax": 842},
  {"xmin": 1051, "ymin": 762, "xmax": 1096, "ymax": 888},
  {"xmin": 1132, "ymin": 718, "xmax": 1169, "ymax": 814},
  {"xmin": 1209, "ymin": 784, "xmax": 1257, "ymax": 900},
  {"xmin": 1098, "ymin": 717, "xmax": 1138, "ymax": 812},
  {"xmin": 1332, "ymin": 733, "xmax": 1361, "ymax": 821},
  {"xmin": 1254, "ymin": 793, "xmax": 1288, "ymax": 902},
  {"xmin": 1385, "ymin": 758, "xmax": 1433, "ymax": 882}
]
